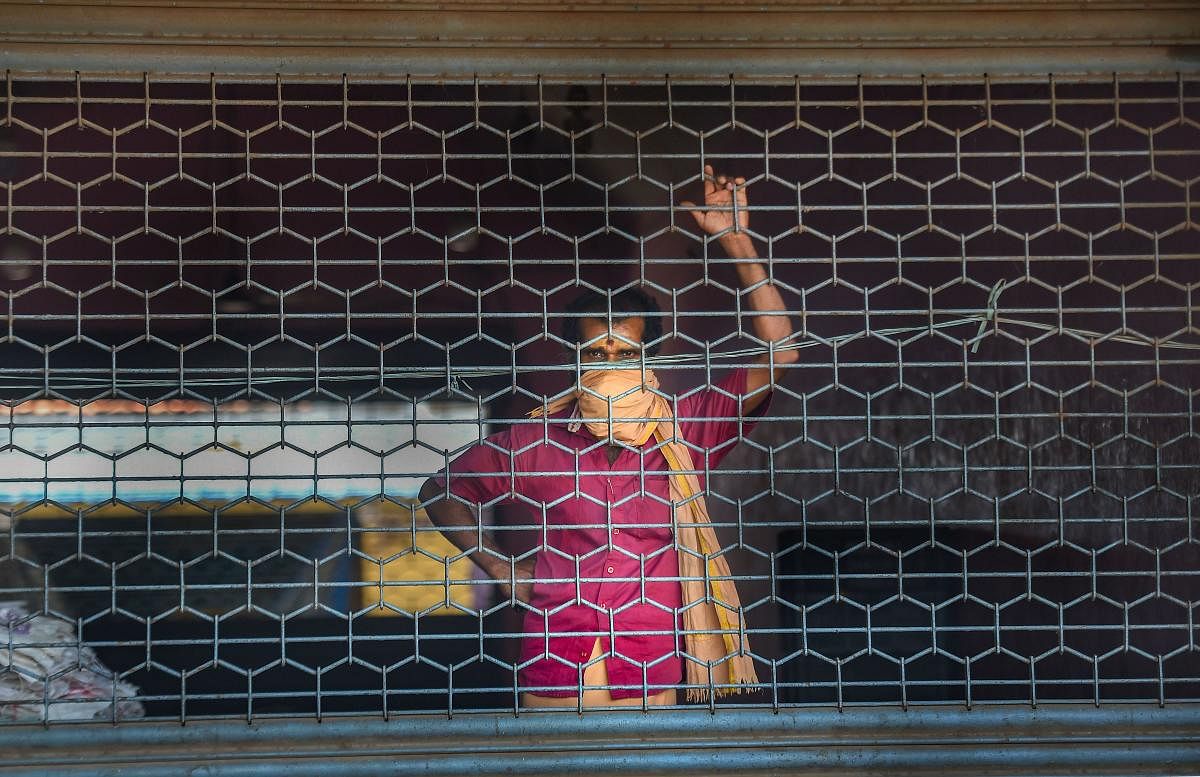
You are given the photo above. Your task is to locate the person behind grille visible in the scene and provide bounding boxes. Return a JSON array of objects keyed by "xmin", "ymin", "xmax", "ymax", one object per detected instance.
[{"xmin": 420, "ymin": 167, "xmax": 797, "ymax": 707}]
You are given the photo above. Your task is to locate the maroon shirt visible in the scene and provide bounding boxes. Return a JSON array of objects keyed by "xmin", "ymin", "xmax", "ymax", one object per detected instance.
[{"xmin": 433, "ymin": 367, "xmax": 772, "ymax": 699}]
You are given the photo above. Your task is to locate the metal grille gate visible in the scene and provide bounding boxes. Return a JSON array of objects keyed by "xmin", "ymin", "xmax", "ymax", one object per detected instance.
[{"xmin": 0, "ymin": 72, "xmax": 1198, "ymax": 772}]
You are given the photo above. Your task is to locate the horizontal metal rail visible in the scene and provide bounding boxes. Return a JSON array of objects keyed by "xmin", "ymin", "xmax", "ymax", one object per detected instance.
[
  {"xmin": 0, "ymin": 706, "xmax": 1195, "ymax": 776},
  {"xmin": 1, "ymin": 2, "xmax": 1198, "ymax": 76}
]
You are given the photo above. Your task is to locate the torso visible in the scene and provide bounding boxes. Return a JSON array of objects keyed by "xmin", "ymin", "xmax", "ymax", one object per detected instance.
[{"xmin": 506, "ymin": 372, "xmax": 757, "ymax": 703}]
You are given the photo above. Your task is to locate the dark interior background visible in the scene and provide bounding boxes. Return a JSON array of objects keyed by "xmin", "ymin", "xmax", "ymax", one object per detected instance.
[{"xmin": 0, "ymin": 76, "xmax": 1197, "ymax": 717}]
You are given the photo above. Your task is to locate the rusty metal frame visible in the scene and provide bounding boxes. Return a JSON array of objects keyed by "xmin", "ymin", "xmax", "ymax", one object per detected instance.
[
  {"xmin": 1, "ymin": 6, "xmax": 1199, "ymax": 772},
  {"xmin": 0, "ymin": 1, "xmax": 1198, "ymax": 77}
]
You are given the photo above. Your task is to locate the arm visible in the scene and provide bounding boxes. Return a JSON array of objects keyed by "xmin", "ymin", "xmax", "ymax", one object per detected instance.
[
  {"xmin": 419, "ymin": 468, "xmax": 535, "ymax": 603},
  {"xmin": 683, "ymin": 165, "xmax": 799, "ymax": 415}
]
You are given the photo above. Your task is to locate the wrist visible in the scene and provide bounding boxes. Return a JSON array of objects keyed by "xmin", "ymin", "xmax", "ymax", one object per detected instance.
[
  {"xmin": 476, "ymin": 552, "xmax": 510, "ymax": 582},
  {"xmin": 718, "ymin": 232, "xmax": 757, "ymax": 257}
]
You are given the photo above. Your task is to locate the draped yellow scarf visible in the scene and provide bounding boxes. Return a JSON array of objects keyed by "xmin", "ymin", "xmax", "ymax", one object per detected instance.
[{"xmin": 528, "ymin": 368, "xmax": 758, "ymax": 701}]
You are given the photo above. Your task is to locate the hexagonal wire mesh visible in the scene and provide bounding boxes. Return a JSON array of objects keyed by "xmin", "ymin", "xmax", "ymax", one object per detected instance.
[{"xmin": 0, "ymin": 73, "xmax": 1197, "ymax": 721}]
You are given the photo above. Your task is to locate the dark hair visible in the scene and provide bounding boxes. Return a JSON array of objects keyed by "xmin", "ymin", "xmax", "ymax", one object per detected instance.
[{"xmin": 561, "ymin": 286, "xmax": 665, "ymax": 358}]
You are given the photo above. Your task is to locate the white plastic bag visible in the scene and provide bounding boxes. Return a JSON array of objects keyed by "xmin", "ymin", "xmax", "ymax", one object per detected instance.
[{"xmin": 0, "ymin": 601, "xmax": 144, "ymax": 722}]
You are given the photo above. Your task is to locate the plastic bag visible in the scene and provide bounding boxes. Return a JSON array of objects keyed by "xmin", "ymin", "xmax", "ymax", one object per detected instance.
[{"xmin": 0, "ymin": 601, "xmax": 144, "ymax": 722}]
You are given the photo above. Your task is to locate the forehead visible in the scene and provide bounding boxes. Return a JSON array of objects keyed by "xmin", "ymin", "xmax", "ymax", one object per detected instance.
[{"xmin": 578, "ymin": 316, "xmax": 645, "ymax": 347}]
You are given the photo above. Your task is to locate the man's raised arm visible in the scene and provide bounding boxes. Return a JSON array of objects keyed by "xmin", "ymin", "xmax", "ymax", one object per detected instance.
[{"xmin": 682, "ymin": 165, "xmax": 798, "ymax": 415}]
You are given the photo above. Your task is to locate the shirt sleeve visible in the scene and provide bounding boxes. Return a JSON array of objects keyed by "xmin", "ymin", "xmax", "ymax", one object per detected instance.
[
  {"xmin": 674, "ymin": 366, "xmax": 773, "ymax": 471},
  {"xmin": 430, "ymin": 428, "xmax": 520, "ymax": 507}
]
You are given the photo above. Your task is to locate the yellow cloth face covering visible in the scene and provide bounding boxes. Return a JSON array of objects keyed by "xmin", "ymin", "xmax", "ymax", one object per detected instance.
[{"xmin": 529, "ymin": 367, "xmax": 758, "ymax": 700}]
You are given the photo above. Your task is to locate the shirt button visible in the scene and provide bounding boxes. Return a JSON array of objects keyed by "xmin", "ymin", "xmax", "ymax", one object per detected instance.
[
  {"xmin": 613, "ymin": 528, "xmax": 620, "ymax": 535},
  {"xmin": 606, "ymin": 566, "xmax": 614, "ymax": 574}
]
